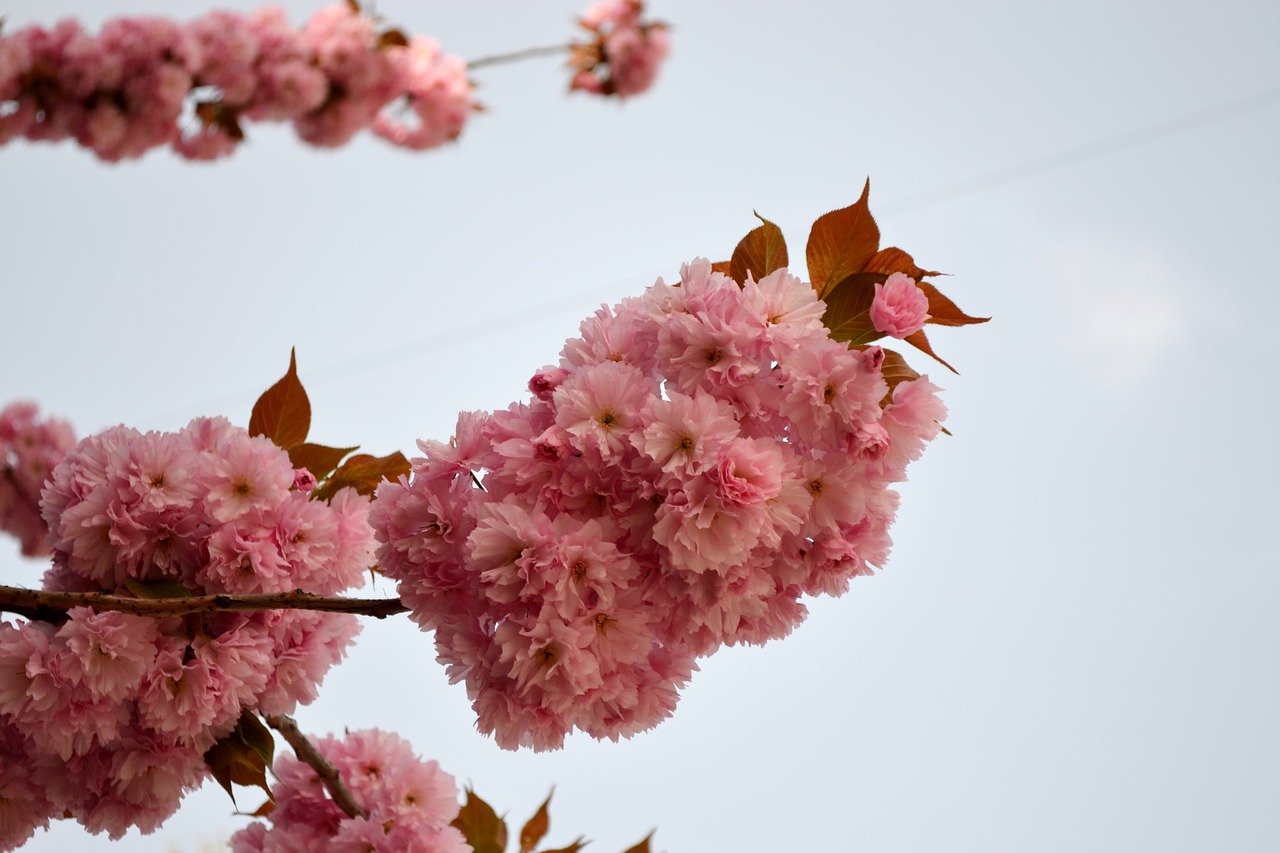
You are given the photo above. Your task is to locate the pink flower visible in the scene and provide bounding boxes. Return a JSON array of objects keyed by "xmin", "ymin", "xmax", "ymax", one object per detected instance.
[{"xmin": 869, "ymin": 272, "xmax": 930, "ymax": 339}]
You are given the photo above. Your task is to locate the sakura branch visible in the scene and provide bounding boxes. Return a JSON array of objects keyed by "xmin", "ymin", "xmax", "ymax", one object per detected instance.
[
  {"xmin": 262, "ymin": 714, "xmax": 367, "ymax": 821},
  {"xmin": 0, "ymin": 0, "xmax": 669, "ymax": 162},
  {"xmin": 0, "ymin": 185, "xmax": 984, "ymax": 850},
  {"xmin": 0, "ymin": 585, "xmax": 408, "ymax": 623}
]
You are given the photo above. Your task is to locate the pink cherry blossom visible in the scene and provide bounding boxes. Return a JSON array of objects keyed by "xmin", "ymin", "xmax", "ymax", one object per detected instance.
[{"xmin": 869, "ymin": 272, "xmax": 931, "ymax": 339}]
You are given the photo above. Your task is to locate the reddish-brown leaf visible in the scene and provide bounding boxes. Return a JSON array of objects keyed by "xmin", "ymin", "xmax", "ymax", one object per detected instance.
[
  {"xmin": 863, "ymin": 247, "xmax": 942, "ymax": 280},
  {"xmin": 821, "ymin": 271, "xmax": 887, "ymax": 344},
  {"xmin": 288, "ymin": 443, "xmax": 359, "ymax": 482},
  {"xmin": 709, "ymin": 260, "xmax": 732, "ymax": 277},
  {"xmin": 377, "ymin": 28, "xmax": 409, "ymax": 49},
  {"xmin": 451, "ymin": 788, "xmax": 509, "ymax": 853},
  {"xmin": 904, "ymin": 328, "xmax": 958, "ymax": 374},
  {"xmin": 541, "ymin": 840, "xmax": 587, "ymax": 853},
  {"xmin": 312, "ymin": 451, "xmax": 410, "ymax": 502},
  {"xmin": 917, "ymin": 281, "xmax": 991, "ymax": 328},
  {"xmin": 878, "ymin": 347, "xmax": 921, "ymax": 406},
  {"xmin": 249, "ymin": 349, "xmax": 311, "ymax": 451},
  {"xmin": 204, "ymin": 712, "xmax": 276, "ymax": 807},
  {"xmin": 806, "ymin": 179, "xmax": 880, "ymax": 299},
  {"xmin": 250, "ymin": 800, "xmax": 276, "ymax": 818},
  {"xmin": 621, "ymin": 830, "xmax": 655, "ymax": 853},
  {"xmin": 520, "ymin": 791, "xmax": 553, "ymax": 853},
  {"xmin": 729, "ymin": 212, "xmax": 788, "ymax": 285}
]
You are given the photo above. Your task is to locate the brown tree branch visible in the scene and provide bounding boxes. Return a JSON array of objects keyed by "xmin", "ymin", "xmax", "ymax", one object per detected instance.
[
  {"xmin": 0, "ymin": 585, "xmax": 409, "ymax": 622},
  {"xmin": 265, "ymin": 713, "xmax": 368, "ymax": 820},
  {"xmin": 467, "ymin": 43, "xmax": 570, "ymax": 70}
]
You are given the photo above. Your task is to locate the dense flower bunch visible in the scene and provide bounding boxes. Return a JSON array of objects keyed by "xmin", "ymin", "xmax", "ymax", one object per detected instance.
[
  {"xmin": 372, "ymin": 260, "xmax": 946, "ymax": 750},
  {"xmin": 230, "ymin": 728, "xmax": 468, "ymax": 853},
  {"xmin": 0, "ymin": 417, "xmax": 374, "ymax": 848},
  {"xmin": 569, "ymin": 0, "xmax": 670, "ymax": 97},
  {"xmin": 0, "ymin": 3, "xmax": 474, "ymax": 161},
  {"xmin": 0, "ymin": 402, "xmax": 75, "ymax": 558}
]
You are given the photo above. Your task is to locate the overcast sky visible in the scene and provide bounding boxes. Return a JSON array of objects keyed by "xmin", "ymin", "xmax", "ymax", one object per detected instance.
[{"xmin": 3, "ymin": 0, "xmax": 1279, "ymax": 851}]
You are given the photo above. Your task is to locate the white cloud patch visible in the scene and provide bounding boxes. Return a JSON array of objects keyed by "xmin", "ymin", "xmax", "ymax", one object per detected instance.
[{"xmin": 1045, "ymin": 241, "xmax": 1197, "ymax": 389}]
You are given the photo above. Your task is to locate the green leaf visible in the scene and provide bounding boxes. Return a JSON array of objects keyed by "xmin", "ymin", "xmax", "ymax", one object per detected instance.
[
  {"xmin": 312, "ymin": 451, "xmax": 411, "ymax": 502},
  {"xmin": 204, "ymin": 712, "xmax": 276, "ymax": 807},
  {"xmin": 249, "ymin": 349, "xmax": 311, "ymax": 451},
  {"xmin": 121, "ymin": 578, "xmax": 194, "ymax": 599},
  {"xmin": 820, "ymin": 271, "xmax": 887, "ymax": 344},
  {"xmin": 520, "ymin": 791, "xmax": 554, "ymax": 853},
  {"xmin": 729, "ymin": 212, "xmax": 788, "ymax": 285},
  {"xmin": 805, "ymin": 179, "xmax": 880, "ymax": 300},
  {"xmin": 863, "ymin": 247, "xmax": 941, "ymax": 280},
  {"xmin": 621, "ymin": 831, "xmax": 655, "ymax": 853},
  {"xmin": 288, "ymin": 443, "xmax": 359, "ymax": 483},
  {"xmin": 452, "ymin": 788, "xmax": 509, "ymax": 853},
  {"xmin": 916, "ymin": 281, "xmax": 990, "ymax": 328}
]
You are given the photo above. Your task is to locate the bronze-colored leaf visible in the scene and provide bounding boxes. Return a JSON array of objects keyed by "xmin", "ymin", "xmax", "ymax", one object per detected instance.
[
  {"xmin": 520, "ymin": 791, "xmax": 553, "ymax": 853},
  {"xmin": 709, "ymin": 260, "xmax": 732, "ymax": 277},
  {"xmin": 878, "ymin": 347, "xmax": 921, "ymax": 406},
  {"xmin": 821, "ymin": 271, "xmax": 887, "ymax": 344},
  {"xmin": 288, "ymin": 443, "xmax": 359, "ymax": 482},
  {"xmin": 541, "ymin": 840, "xmax": 587, "ymax": 853},
  {"xmin": 621, "ymin": 831, "xmax": 655, "ymax": 853},
  {"xmin": 904, "ymin": 328, "xmax": 958, "ymax": 374},
  {"xmin": 204, "ymin": 713, "xmax": 276, "ymax": 807},
  {"xmin": 377, "ymin": 28, "xmax": 410, "ymax": 49},
  {"xmin": 451, "ymin": 788, "xmax": 509, "ymax": 853},
  {"xmin": 729, "ymin": 212, "xmax": 788, "ymax": 285},
  {"xmin": 345, "ymin": 0, "xmax": 361, "ymax": 11},
  {"xmin": 806, "ymin": 179, "xmax": 880, "ymax": 299},
  {"xmin": 235, "ymin": 711, "xmax": 276, "ymax": 768},
  {"xmin": 863, "ymin": 247, "xmax": 941, "ymax": 280},
  {"xmin": 122, "ymin": 578, "xmax": 194, "ymax": 599},
  {"xmin": 312, "ymin": 451, "xmax": 410, "ymax": 502},
  {"xmin": 916, "ymin": 282, "xmax": 990, "ymax": 328},
  {"xmin": 250, "ymin": 799, "xmax": 276, "ymax": 818},
  {"xmin": 249, "ymin": 349, "xmax": 311, "ymax": 451}
]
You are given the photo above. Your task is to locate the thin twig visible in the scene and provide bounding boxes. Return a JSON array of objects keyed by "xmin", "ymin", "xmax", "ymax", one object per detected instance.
[
  {"xmin": 467, "ymin": 43, "xmax": 570, "ymax": 70},
  {"xmin": 0, "ymin": 585, "xmax": 409, "ymax": 622},
  {"xmin": 265, "ymin": 714, "xmax": 368, "ymax": 820}
]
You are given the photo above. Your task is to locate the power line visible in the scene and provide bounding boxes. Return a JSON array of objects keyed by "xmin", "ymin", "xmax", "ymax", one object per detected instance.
[
  {"xmin": 878, "ymin": 85, "xmax": 1280, "ymax": 215},
  {"xmin": 141, "ymin": 84, "xmax": 1279, "ymax": 421}
]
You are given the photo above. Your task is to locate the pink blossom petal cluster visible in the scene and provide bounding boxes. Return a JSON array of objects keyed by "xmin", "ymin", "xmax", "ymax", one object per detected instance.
[
  {"xmin": 869, "ymin": 272, "xmax": 931, "ymax": 339},
  {"xmin": 0, "ymin": 417, "xmax": 373, "ymax": 846},
  {"xmin": 0, "ymin": 4, "xmax": 474, "ymax": 162},
  {"xmin": 570, "ymin": 0, "xmax": 670, "ymax": 97},
  {"xmin": 229, "ymin": 729, "xmax": 468, "ymax": 853},
  {"xmin": 0, "ymin": 402, "xmax": 75, "ymax": 558},
  {"xmin": 372, "ymin": 261, "xmax": 947, "ymax": 751}
]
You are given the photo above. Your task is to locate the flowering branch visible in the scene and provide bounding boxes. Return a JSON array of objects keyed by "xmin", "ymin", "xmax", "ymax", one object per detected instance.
[
  {"xmin": 264, "ymin": 714, "xmax": 368, "ymax": 820},
  {"xmin": 0, "ymin": 584, "xmax": 409, "ymax": 622},
  {"xmin": 467, "ymin": 43, "xmax": 570, "ymax": 70}
]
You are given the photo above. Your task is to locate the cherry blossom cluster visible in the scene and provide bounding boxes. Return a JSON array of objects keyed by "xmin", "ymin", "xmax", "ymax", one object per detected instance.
[
  {"xmin": 230, "ymin": 728, "xmax": 468, "ymax": 853},
  {"xmin": 0, "ymin": 402, "xmax": 75, "ymax": 558},
  {"xmin": 0, "ymin": 4, "xmax": 474, "ymax": 161},
  {"xmin": 0, "ymin": 417, "xmax": 374, "ymax": 848},
  {"xmin": 569, "ymin": 0, "xmax": 670, "ymax": 97},
  {"xmin": 372, "ymin": 260, "xmax": 947, "ymax": 750}
]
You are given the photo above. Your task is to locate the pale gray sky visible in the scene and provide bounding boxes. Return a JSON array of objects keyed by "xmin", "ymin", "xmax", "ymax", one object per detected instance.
[{"xmin": 3, "ymin": 0, "xmax": 1278, "ymax": 850}]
